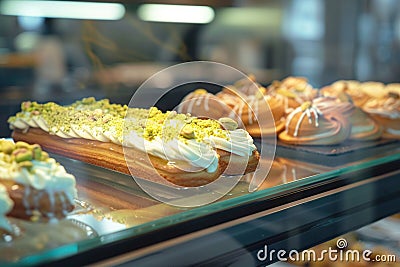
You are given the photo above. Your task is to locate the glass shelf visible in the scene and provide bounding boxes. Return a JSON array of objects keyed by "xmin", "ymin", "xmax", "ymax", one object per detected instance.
[{"xmin": 1, "ymin": 140, "xmax": 400, "ymax": 266}]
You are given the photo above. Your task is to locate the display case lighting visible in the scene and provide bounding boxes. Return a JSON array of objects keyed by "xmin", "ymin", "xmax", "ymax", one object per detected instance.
[
  {"xmin": 137, "ymin": 4, "xmax": 215, "ymax": 24},
  {"xmin": 0, "ymin": 0, "xmax": 125, "ymax": 20}
]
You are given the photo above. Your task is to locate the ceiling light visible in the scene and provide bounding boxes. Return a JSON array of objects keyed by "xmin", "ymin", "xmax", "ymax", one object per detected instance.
[
  {"xmin": 0, "ymin": 1, "xmax": 125, "ymax": 20},
  {"xmin": 138, "ymin": 4, "xmax": 214, "ymax": 24}
]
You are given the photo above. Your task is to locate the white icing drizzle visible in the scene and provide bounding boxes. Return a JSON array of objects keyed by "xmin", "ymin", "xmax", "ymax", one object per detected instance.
[
  {"xmin": 285, "ymin": 105, "xmax": 323, "ymax": 137},
  {"xmin": 179, "ymin": 93, "xmax": 211, "ymax": 114},
  {"xmin": 246, "ymin": 96, "xmax": 258, "ymax": 124}
]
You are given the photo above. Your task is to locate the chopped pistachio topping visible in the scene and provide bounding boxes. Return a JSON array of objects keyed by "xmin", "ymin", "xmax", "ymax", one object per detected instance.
[
  {"xmin": 276, "ymin": 88, "xmax": 297, "ymax": 98},
  {"xmin": 301, "ymin": 101, "xmax": 312, "ymax": 111},
  {"xmin": 180, "ymin": 125, "xmax": 195, "ymax": 139},
  {"xmin": 9, "ymin": 98, "xmax": 231, "ymax": 143},
  {"xmin": 0, "ymin": 140, "xmax": 49, "ymax": 167},
  {"xmin": 218, "ymin": 117, "xmax": 238, "ymax": 131}
]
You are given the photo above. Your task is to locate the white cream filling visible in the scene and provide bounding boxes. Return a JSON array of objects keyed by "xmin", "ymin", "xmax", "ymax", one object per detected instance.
[
  {"xmin": 0, "ymin": 184, "xmax": 13, "ymax": 232},
  {"xmin": 10, "ymin": 111, "xmax": 256, "ymax": 174}
]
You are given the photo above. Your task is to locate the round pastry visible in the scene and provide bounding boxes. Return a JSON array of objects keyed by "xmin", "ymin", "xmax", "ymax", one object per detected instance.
[
  {"xmin": 215, "ymin": 85, "xmax": 285, "ymax": 137},
  {"xmin": 177, "ymin": 89, "xmax": 232, "ymax": 120},
  {"xmin": 313, "ymin": 97, "xmax": 382, "ymax": 141},
  {"xmin": 362, "ymin": 91, "xmax": 400, "ymax": 138},
  {"xmin": 386, "ymin": 83, "xmax": 400, "ymax": 95},
  {"xmin": 279, "ymin": 101, "xmax": 351, "ymax": 145},
  {"xmin": 324, "ymin": 80, "xmax": 370, "ymax": 107},
  {"xmin": 267, "ymin": 76, "xmax": 318, "ymax": 113},
  {"xmin": 178, "ymin": 75, "xmax": 285, "ymax": 137},
  {"xmin": 8, "ymin": 98, "xmax": 259, "ymax": 187},
  {"xmin": 319, "ymin": 83, "xmax": 353, "ymax": 103},
  {"xmin": 360, "ymin": 81, "xmax": 386, "ymax": 99},
  {"xmin": 0, "ymin": 140, "xmax": 76, "ymax": 221}
]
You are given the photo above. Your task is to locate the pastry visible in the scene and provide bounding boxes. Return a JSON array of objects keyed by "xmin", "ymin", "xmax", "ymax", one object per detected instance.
[
  {"xmin": 177, "ymin": 89, "xmax": 232, "ymax": 120},
  {"xmin": 267, "ymin": 76, "xmax": 318, "ymax": 113},
  {"xmin": 218, "ymin": 75, "xmax": 287, "ymax": 136},
  {"xmin": 360, "ymin": 81, "xmax": 386, "ymax": 99},
  {"xmin": 178, "ymin": 75, "xmax": 286, "ymax": 137},
  {"xmin": 279, "ymin": 101, "xmax": 351, "ymax": 145},
  {"xmin": 8, "ymin": 98, "xmax": 259, "ymax": 187},
  {"xmin": 216, "ymin": 86, "xmax": 286, "ymax": 137},
  {"xmin": 386, "ymin": 83, "xmax": 400, "ymax": 95},
  {"xmin": 321, "ymin": 80, "xmax": 369, "ymax": 107},
  {"xmin": 0, "ymin": 140, "xmax": 76, "ymax": 221},
  {"xmin": 313, "ymin": 97, "xmax": 382, "ymax": 141},
  {"xmin": 362, "ymin": 91, "xmax": 400, "ymax": 138}
]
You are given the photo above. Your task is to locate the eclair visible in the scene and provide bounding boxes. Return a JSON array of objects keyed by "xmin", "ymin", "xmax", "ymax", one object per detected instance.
[{"xmin": 9, "ymin": 98, "xmax": 259, "ymax": 187}]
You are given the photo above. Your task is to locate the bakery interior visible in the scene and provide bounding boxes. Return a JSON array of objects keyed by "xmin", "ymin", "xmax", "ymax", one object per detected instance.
[{"xmin": 0, "ymin": 0, "xmax": 400, "ymax": 266}]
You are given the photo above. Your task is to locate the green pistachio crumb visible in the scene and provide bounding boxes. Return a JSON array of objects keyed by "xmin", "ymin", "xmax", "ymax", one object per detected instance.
[
  {"xmin": 13, "ymin": 148, "xmax": 33, "ymax": 163},
  {"xmin": 181, "ymin": 125, "xmax": 195, "ymax": 139}
]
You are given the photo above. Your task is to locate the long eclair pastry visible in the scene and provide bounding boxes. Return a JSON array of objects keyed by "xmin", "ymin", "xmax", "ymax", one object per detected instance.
[{"xmin": 9, "ymin": 98, "xmax": 259, "ymax": 187}]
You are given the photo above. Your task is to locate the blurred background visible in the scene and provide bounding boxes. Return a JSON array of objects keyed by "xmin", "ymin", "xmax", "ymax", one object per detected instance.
[{"xmin": 0, "ymin": 0, "xmax": 399, "ymax": 136}]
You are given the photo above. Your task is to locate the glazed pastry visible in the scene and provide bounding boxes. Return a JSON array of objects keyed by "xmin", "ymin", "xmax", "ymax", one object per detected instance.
[
  {"xmin": 177, "ymin": 75, "xmax": 285, "ymax": 137},
  {"xmin": 215, "ymin": 86, "xmax": 286, "ymax": 137},
  {"xmin": 0, "ymin": 140, "xmax": 76, "ymax": 221},
  {"xmin": 360, "ymin": 81, "xmax": 386, "ymax": 99},
  {"xmin": 319, "ymin": 83, "xmax": 353, "ymax": 103},
  {"xmin": 362, "ymin": 91, "xmax": 400, "ymax": 138},
  {"xmin": 177, "ymin": 89, "xmax": 232, "ymax": 120},
  {"xmin": 313, "ymin": 97, "xmax": 382, "ymax": 141},
  {"xmin": 322, "ymin": 80, "xmax": 369, "ymax": 107},
  {"xmin": 218, "ymin": 75, "xmax": 286, "ymax": 137},
  {"xmin": 9, "ymin": 98, "xmax": 259, "ymax": 187},
  {"xmin": 267, "ymin": 76, "xmax": 318, "ymax": 113},
  {"xmin": 386, "ymin": 83, "xmax": 400, "ymax": 95},
  {"xmin": 279, "ymin": 101, "xmax": 351, "ymax": 145}
]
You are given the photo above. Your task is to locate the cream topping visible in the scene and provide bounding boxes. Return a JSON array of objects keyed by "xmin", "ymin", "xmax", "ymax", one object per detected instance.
[
  {"xmin": 0, "ymin": 184, "xmax": 13, "ymax": 232},
  {"xmin": 0, "ymin": 156, "xmax": 77, "ymax": 204},
  {"xmin": 0, "ymin": 139, "xmax": 77, "ymax": 221},
  {"xmin": 9, "ymin": 98, "xmax": 256, "ymax": 174}
]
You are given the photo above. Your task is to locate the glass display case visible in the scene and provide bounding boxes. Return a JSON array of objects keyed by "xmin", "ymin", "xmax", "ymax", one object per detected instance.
[
  {"xmin": 0, "ymin": 0, "xmax": 399, "ymax": 266},
  {"xmin": 1, "ymin": 136, "xmax": 398, "ymax": 266}
]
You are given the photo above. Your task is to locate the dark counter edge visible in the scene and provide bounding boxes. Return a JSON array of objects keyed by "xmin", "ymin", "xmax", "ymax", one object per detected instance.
[{"xmin": 36, "ymin": 157, "xmax": 400, "ymax": 267}]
